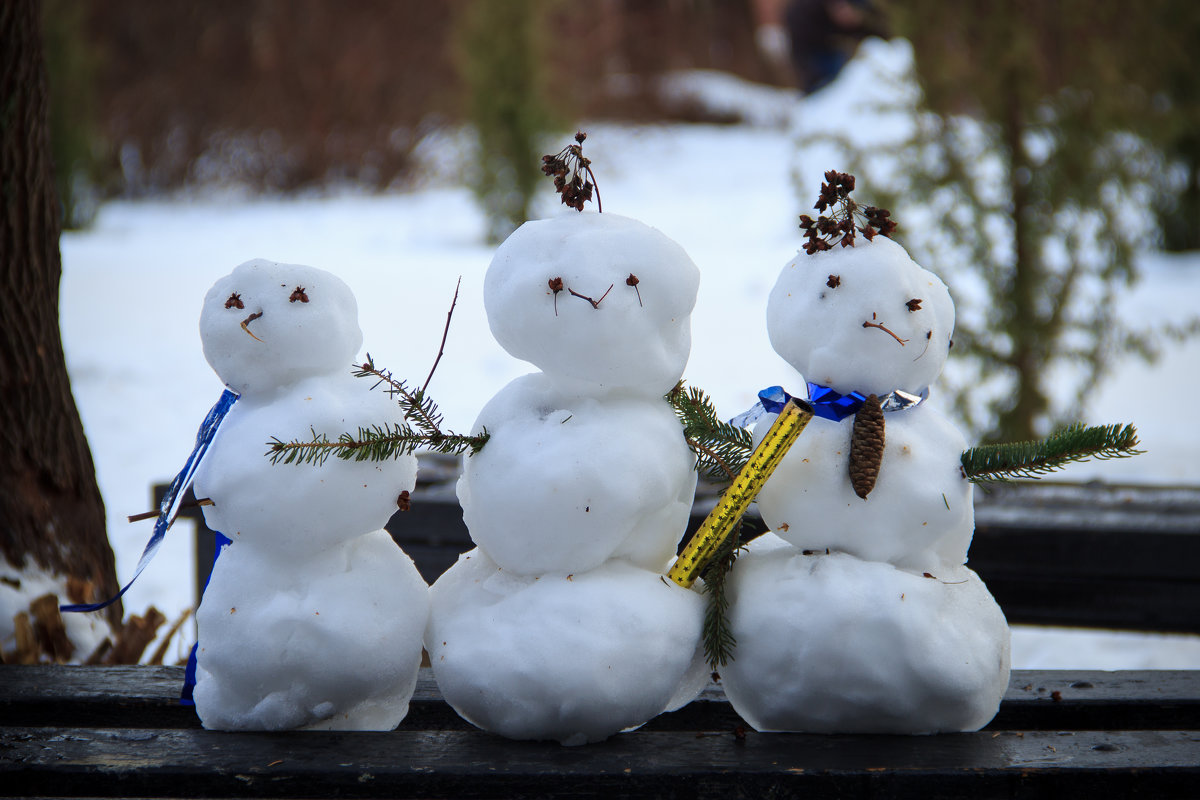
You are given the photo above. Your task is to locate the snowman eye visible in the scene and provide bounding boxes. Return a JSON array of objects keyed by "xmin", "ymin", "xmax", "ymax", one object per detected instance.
[
  {"xmin": 827, "ymin": 275, "xmax": 841, "ymax": 288},
  {"xmin": 224, "ymin": 292, "xmax": 244, "ymax": 310},
  {"xmin": 906, "ymin": 298, "xmax": 922, "ymax": 312},
  {"xmin": 289, "ymin": 286, "xmax": 309, "ymax": 303}
]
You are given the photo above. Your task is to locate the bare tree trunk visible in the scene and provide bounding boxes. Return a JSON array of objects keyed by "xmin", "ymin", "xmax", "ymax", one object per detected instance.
[{"xmin": 1, "ymin": 0, "xmax": 121, "ymax": 630}]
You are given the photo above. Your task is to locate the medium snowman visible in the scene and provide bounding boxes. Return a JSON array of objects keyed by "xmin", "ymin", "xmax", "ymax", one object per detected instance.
[
  {"xmin": 189, "ymin": 258, "xmax": 429, "ymax": 731},
  {"xmin": 721, "ymin": 176, "xmax": 1010, "ymax": 734},
  {"xmin": 426, "ymin": 212, "xmax": 709, "ymax": 745}
]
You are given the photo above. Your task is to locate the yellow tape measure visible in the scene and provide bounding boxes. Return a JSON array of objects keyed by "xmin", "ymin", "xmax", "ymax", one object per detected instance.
[{"xmin": 668, "ymin": 397, "xmax": 814, "ymax": 588}]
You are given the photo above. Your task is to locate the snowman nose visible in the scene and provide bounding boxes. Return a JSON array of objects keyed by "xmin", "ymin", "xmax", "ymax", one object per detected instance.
[
  {"xmin": 241, "ymin": 311, "xmax": 265, "ymax": 342},
  {"xmin": 862, "ymin": 313, "xmax": 908, "ymax": 345}
]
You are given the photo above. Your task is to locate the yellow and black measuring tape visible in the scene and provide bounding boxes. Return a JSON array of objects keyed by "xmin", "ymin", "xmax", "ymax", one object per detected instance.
[{"xmin": 668, "ymin": 397, "xmax": 814, "ymax": 588}]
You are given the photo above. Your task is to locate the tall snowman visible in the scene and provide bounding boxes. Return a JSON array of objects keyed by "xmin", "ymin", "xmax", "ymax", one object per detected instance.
[
  {"xmin": 190, "ymin": 258, "xmax": 429, "ymax": 731},
  {"xmin": 721, "ymin": 174, "xmax": 1010, "ymax": 734},
  {"xmin": 426, "ymin": 211, "xmax": 708, "ymax": 745}
]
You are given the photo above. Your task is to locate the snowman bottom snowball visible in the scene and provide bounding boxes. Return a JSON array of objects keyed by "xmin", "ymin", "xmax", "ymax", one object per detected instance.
[
  {"xmin": 720, "ymin": 535, "xmax": 1010, "ymax": 734},
  {"xmin": 426, "ymin": 548, "xmax": 708, "ymax": 745},
  {"xmin": 193, "ymin": 530, "xmax": 430, "ymax": 731}
]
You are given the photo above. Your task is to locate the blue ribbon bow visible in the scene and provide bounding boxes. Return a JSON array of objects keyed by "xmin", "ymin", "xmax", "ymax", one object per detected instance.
[{"xmin": 731, "ymin": 383, "xmax": 925, "ymax": 428}]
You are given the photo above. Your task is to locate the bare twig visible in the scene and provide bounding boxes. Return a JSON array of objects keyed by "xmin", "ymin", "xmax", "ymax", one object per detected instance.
[{"xmin": 423, "ymin": 277, "xmax": 461, "ymax": 395}]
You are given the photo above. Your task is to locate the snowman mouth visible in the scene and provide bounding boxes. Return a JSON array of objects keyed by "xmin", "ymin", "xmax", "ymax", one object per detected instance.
[
  {"xmin": 241, "ymin": 311, "xmax": 265, "ymax": 342},
  {"xmin": 862, "ymin": 313, "xmax": 908, "ymax": 345}
]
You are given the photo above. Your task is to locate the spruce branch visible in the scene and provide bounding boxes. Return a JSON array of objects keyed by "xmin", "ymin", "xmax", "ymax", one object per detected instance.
[
  {"xmin": 666, "ymin": 381, "xmax": 753, "ymax": 483},
  {"xmin": 960, "ymin": 423, "xmax": 1142, "ymax": 483},
  {"xmin": 699, "ymin": 521, "xmax": 744, "ymax": 669},
  {"xmin": 266, "ymin": 354, "xmax": 489, "ymax": 465}
]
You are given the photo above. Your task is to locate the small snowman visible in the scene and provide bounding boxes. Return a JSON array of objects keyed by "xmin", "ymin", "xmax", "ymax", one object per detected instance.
[
  {"xmin": 426, "ymin": 136, "xmax": 708, "ymax": 745},
  {"xmin": 189, "ymin": 259, "xmax": 429, "ymax": 731},
  {"xmin": 720, "ymin": 173, "xmax": 1010, "ymax": 734}
]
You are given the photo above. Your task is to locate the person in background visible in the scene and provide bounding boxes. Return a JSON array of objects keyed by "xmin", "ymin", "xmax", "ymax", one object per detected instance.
[{"xmin": 753, "ymin": 0, "xmax": 883, "ymax": 94}]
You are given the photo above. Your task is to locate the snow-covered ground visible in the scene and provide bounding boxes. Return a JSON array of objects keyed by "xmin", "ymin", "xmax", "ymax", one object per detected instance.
[{"xmin": 56, "ymin": 38, "xmax": 1199, "ymax": 669}]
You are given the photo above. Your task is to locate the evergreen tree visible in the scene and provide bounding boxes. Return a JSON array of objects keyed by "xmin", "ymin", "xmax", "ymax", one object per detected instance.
[
  {"xmin": 456, "ymin": 0, "xmax": 554, "ymax": 243},
  {"xmin": 804, "ymin": 0, "xmax": 1199, "ymax": 441}
]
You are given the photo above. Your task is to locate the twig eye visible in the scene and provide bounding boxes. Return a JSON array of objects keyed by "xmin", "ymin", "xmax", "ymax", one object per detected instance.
[
  {"xmin": 626, "ymin": 273, "xmax": 642, "ymax": 306},
  {"xmin": 289, "ymin": 286, "xmax": 309, "ymax": 303},
  {"xmin": 225, "ymin": 292, "xmax": 244, "ymax": 310}
]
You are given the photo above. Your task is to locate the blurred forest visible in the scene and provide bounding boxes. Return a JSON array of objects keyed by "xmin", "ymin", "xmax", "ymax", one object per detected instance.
[{"xmin": 44, "ymin": 0, "xmax": 782, "ymax": 226}]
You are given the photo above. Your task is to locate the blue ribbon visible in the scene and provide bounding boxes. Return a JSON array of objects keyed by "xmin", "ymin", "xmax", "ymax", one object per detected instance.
[
  {"xmin": 62, "ymin": 390, "xmax": 239, "ymax": 614},
  {"xmin": 732, "ymin": 383, "xmax": 925, "ymax": 428},
  {"xmin": 760, "ymin": 383, "xmax": 867, "ymax": 422},
  {"xmin": 181, "ymin": 530, "xmax": 232, "ymax": 706}
]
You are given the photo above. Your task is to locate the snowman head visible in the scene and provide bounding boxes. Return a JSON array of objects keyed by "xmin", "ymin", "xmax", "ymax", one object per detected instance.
[
  {"xmin": 200, "ymin": 259, "xmax": 362, "ymax": 395},
  {"xmin": 484, "ymin": 213, "xmax": 701, "ymax": 397},
  {"xmin": 766, "ymin": 236, "xmax": 954, "ymax": 396}
]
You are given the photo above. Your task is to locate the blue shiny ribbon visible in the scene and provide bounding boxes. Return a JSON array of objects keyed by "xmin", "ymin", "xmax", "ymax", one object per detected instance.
[
  {"xmin": 180, "ymin": 530, "xmax": 232, "ymax": 706},
  {"xmin": 62, "ymin": 390, "xmax": 239, "ymax": 614},
  {"xmin": 731, "ymin": 383, "xmax": 925, "ymax": 428}
]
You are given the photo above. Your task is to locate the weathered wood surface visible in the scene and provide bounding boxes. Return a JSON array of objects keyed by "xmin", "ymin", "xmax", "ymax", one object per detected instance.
[{"xmin": 2, "ymin": 666, "xmax": 1199, "ymax": 798}]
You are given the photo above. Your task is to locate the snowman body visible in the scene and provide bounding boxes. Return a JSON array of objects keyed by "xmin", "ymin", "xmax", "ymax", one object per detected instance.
[
  {"xmin": 190, "ymin": 259, "xmax": 429, "ymax": 731},
  {"xmin": 722, "ymin": 236, "xmax": 1010, "ymax": 734},
  {"xmin": 427, "ymin": 214, "xmax": 708, "ymax": 745}
]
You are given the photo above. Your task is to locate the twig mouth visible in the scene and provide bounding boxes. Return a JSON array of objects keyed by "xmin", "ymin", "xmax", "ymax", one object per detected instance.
[
  {"xmin": 241, "ymin": 311, "xmax": 265, "ymax": 341},
  {"xmin": 862, "ymin": 313, "xmax": 907, "ymax": 345}
]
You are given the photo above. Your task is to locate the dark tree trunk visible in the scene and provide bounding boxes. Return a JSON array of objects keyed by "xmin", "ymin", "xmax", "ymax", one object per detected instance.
[{"xmin": 1, "ymin": 0, "xmax": 121, "ymax": 630}]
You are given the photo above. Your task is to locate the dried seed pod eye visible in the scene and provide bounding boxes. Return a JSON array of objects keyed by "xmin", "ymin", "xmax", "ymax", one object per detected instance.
[
  {"xmin": 225, "ymin": 292, "xmax": 244, "ymax": 310},
  {"xmin": 289, "ymin": 286, "xmax": 309, "ymax": 303},
  {"xmin": 906, "ymin": 298, "xmax": 922, "ymax": 312},
  {"xmin": 827, "ymin": 275, "xmax": 841, "ymax": 288},
  {"xmin": 626, "ymin": 273, "xmax": 643, "ymax": 306}
]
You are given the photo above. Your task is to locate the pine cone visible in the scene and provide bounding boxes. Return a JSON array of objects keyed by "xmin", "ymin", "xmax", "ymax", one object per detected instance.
[{"xmin": 849, "ymin": 394, "xmax": 885, "ymax": 500}]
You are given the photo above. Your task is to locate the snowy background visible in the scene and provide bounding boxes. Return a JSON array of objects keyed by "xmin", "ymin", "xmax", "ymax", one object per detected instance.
[{"xmin": 59, "ymin": 39, "xmax": 1200, "ymax": 669}]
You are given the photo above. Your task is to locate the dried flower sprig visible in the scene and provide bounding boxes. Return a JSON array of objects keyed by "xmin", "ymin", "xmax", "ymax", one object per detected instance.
[
  {"xmin": 800, "ymin": 170, "xmax": 897, "ymax": 255},
  {"xmin": 542, "ymin": 132, "xmax": 602, "ymax": 212}
]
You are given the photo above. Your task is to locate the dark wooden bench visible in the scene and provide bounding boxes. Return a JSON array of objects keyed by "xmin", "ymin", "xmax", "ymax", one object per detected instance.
[
  {"xmin": 179, "ymin": 464, "xmax": 1200, "ymax": 633},
  {"xmin": 18, "ymin": 470, "xmax": 1182, "ymax": 797},
  {"xmin": 2, "ymin": 665, "xmax": 1198, "ymax": 798}
]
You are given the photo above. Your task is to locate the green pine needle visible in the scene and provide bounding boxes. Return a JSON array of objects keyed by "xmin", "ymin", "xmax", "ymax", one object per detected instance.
[
  {"xmin": 666, "ymin": 381, "xmax": 754, "ymax": 482},
  {"xmin": 266, "ymin": 355, "xmax": 489, "ymax": 465},
  {"xmin": 960, "ymin": 423, "xmax": 1142, "ymax": 484},
  {"xmin": 699, "ymin": 523, "xmax": 744, "ymax": 669}
]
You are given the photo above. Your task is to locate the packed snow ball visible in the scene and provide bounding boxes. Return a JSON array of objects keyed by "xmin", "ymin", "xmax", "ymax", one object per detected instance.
[
  {"xmin": 767, "ymin": 236, "xmax": 954, "ymax": 397},
  {"xmin": 426, "ymin": 549, "xmax": 706, "ymax": 745},
  {"xmin": 458, "ymin": 372, "xmax": 697, "ymax": 575},
  {"xmin": 200, "ymin": 258, "xmax": 363, "ymax": 395},
  {"xmin": 720, "ymin": 535, "xmax": 1011, "ymax": 734},
  {"xmin": 484, "ymin": 213, "xmax": 701, "ymax": 397}
]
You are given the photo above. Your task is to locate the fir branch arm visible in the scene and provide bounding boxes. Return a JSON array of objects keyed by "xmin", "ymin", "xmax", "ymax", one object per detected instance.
[
  {"xmin": 267, "ymin": 423, "xmax": 489, "ymax": 466},
  {"xmin": 699, "ymin": 522, "xmax": 743, "ymax": 669},
  {"xmin": 961, "ymin": 423, "xmax": 1142, "ymax": 483},
  {"xmin": 666, "ymin": 382, "xmax": 754, "ymax": 482}
]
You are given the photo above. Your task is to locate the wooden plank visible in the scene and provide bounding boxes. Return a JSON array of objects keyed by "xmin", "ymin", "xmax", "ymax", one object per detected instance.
[
  {"xmin": 2, "ymin": 725, "xmax": 1197, "ymax": 799},
  {"xmin": 3, "ymin": 667, "xmax": 1198, "ymax": 732}
]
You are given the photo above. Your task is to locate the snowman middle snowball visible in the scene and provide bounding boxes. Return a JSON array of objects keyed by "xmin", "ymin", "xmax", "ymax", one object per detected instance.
[{"xmin": 427, "ymin": 213, "xmax": 708, "ymax": 745}]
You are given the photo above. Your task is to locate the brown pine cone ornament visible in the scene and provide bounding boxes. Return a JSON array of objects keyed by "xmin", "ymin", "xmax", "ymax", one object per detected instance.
[{"xmin": 849, "ymin": 394, "xmax": 885, "ymax": 499}]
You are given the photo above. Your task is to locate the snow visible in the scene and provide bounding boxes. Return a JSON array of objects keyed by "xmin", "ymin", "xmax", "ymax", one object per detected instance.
[
  {"xmin": 188, "ymin": 260, "xmax": 428, "ymax": 729},
  {"xmin": 426, "ymin": 549, "xmax": 705, "ymax": 745},
  {"xmin": 54, "ymin": 37, "xmax": 1199, "ymax": 671},
  {"xmin": 432, "ymin": 211, "xmax": 705, "ymax": 741},
  {"xmin": 722, "ymin": 534, "xmax": 1009, "ymax": 734}
]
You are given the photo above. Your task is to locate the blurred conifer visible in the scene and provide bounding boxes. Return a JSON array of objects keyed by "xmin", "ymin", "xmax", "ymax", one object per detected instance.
[{"xmin": 456, "ymin": 0, "xmax": 555, "ymax": 243}]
